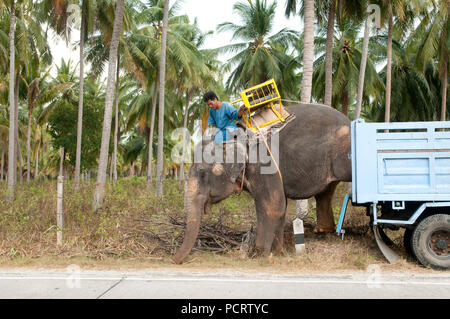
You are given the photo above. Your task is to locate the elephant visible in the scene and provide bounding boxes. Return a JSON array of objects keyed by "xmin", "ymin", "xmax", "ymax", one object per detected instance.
[{"xmin": 173, "ymin": 103, "xmax": 352, "ymax": 264}]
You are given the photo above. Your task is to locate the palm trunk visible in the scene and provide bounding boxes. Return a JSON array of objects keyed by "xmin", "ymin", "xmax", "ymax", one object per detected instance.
[
  {"xmin": 7, "ymin": 0, "xmax": 15, "ymax": 200},
  {"xmin": 74, "ymin": 12, "xmax": 86, "ymax": 191},
  {"xmin": 341, "ymin": 87, "xmax": 349, "ymax": 117},
  {"xmin": 385, "ymin": 2, "xmax": 393, "ymax": 123},
  {"xmin": 296, "ymin": 0, "xmax": 315, "ymax": 218},
  {"xmin": 34, "ymin": 141, "xmax": 39, "ymax": 180},
  {"xmin": 14, "ymin": 74, "xmax": 20, "ymax": 183},
  {"xmin": 26, "ymin": 109, "xmax": 32, "ymax": 181},
  {"xmin": 93, "ymin": 0, "xmax": 125, "ymax": 210},
  {"xmin": 324, "ymin": 0, "xmax": 336, "ymax": 106},
  {"xmin": 112, "ymin": 53, "xmax": 120, "ymax": 182},
  {"xmin": 355, "ymin": 18, "xmax": 370, "ymax": 119},
  {"xmin": 179, "ymin": 89, "xmax": 191, "ymax": 186},
  {"xmin": 1, "ymin": 144, "xmax": 4, "ymax": 181},
  {"xmin": 301, "ymin": 0, "xmax": 315, "ymax": 103},
  {"xmin": 147, "ymin": 77, "xmax": 158, "ymax": 185},
  {"xmin": 441, "ymin": 53, "xmax": 448, "ymax": 121},
  {"xmin": 129, "ymin": 162, "xmax": 134, "ymax": 177},
  {"xmin": 155, "ymin": 0, "xmax": 170, "ymax": 197}
]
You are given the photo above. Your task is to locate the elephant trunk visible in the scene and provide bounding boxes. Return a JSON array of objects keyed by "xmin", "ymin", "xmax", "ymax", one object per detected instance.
[{"xmin": 173, "ymin": 178, "xmax": 205, "ymax": 264}]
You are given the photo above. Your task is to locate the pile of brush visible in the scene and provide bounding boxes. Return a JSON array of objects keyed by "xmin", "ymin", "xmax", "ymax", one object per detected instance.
[{"xmin": 121, "ymin": 214, "xmax": 250, "ymax": 255}]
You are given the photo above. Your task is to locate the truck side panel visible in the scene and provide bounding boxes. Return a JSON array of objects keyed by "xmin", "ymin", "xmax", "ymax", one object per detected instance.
[{"xmin": 352, "ymin": 120, "xmax": 450, "ymax": 203}]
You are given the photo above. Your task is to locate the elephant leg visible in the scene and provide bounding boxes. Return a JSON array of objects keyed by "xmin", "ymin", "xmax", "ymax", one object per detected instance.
[
  {"xmin": 314, "ymin": 182, "xmax": 338, "ymax": 233},
  {"xmin": 271, "ymin": 198, "xmax": 288, "ymax": 254},
  {"xmin": 254, "ymin": 193, "xmax": 286, "ymax": 255}
]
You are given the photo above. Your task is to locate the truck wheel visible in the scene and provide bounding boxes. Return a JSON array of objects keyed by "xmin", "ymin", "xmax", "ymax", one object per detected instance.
[
  {"xmin": 403, "ymin": 228, "xmax": 414, "ymax": 258},
  {"xmin": 411, "ymin": 214, "xmax": 449, "ymax": 270}
]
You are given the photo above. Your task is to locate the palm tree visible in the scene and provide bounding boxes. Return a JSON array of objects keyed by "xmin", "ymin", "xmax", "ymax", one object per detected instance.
[
  {"xmin": 286, "ymin": 0, "xmax": 315, "ymax": 219},
  {"xmin": 312, "ymin": 19, "xmax": 384, "ymax": 117},
  {"xmin": 74, "ymin": 1, "xmax": 91, "ymax": 190},
  {"xmin": 7, "ymin": 0, "xmax": 16, "ymax": 201},
  {"xmin": 355, "ymin": 6, "xmax": 371, "ymax": 119},
  {"xmin": 413, "ymin": 0, "xmax": 448, "ymax": 121},
  {"xmin": 93, "ymin": 0, "xmax": 125, "ymax": 210},
  {"xmin": 324, "ymin": 0, "xmax": 336, "ymax": 106},
  {"xmin": 285, "ymin": 0, "xmax": 315, "ymax": 103},
  {"xmin": 155, "ymin": 0, "xmax": 170, "ymax": 197},
  {"xmin": 121, "ymin": 1, "xmax": 205, "ymax": 185},
  {"xmin": 25, "ymin": 77, "xmax": 40, "ymax": 181},
  {"xmin": 366, "ymin": 42, "xmax": 438, "ymax": 122},
  {"xmin": 218, "ymin": 0, "xmax": 299, "ymax": 94}
]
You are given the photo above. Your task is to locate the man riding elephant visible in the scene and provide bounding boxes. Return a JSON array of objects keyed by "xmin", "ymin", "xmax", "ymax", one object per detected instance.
[
  {"xmin": 173, "ymin": 102, "xmax": 352, "ymax": 264},
  {"xmin": 203, "ymin": 91, "xmax": 246, "ymax": 144}
]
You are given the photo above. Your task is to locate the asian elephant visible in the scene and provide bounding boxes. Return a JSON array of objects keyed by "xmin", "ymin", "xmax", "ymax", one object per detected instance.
[{"xmin": 173, "ymin": 103, "xmax": 352, "ymax": 264}]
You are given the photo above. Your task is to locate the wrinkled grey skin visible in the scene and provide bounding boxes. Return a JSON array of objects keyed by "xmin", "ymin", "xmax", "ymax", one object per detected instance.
[{"xmin": 173, "ymin": 104, "xmax": 352, "ymax": 264}]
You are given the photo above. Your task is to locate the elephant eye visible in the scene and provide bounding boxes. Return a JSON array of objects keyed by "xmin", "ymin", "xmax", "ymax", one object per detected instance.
[{"xmin": 198, "ymin": 169, "xmax": 207, "ymax": 180}]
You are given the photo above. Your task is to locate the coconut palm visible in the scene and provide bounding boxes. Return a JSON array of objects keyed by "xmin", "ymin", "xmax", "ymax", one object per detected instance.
[
  {"xmin": 155, "ymin": 0, "xmax": 170, "ymax": 197},
  {"xmin": 218, "ymin": 0, "xmax": 300, "ymax": 94},
  {"xmin": 312, "ymin": 19, "xmax": 384, "ymax": 117},
  {"xmin": 285, "ymin": 0, "xmax": 315, "ymax": 219},
  {"xmin": 365, "ymin": 39, "xmax": 438, "ymax": 122},
  {"xmin": 286, "ymin": 0, "xmax": 315, "ymax": 103},
  {"xmin": 6, "ymin": 0, "xmax": 16, "ymax": 200},
  {"xmin": 74, "ymin": 0, "xmax": 98, "ymax": 190},
  {"xmin": 123, "ymin": 0, "xmax": 206, "ymax": 186},
  {"xmin": 93, "ymin": 0, "xmax": 125, "ymax": 210},
  {"xmin": 413, "ymin": 0, "xmax": 449, "ymax": 121}
]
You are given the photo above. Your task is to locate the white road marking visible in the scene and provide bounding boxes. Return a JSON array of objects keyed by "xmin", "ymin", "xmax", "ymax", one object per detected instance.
[{"xmin": 0, "ymin": 276, "xmax": 449, "ymax": 286}]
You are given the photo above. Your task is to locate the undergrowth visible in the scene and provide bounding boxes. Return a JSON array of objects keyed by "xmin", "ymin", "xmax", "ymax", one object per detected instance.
[{"xmin": 0, "ymin": 178, "xmax": 428, "ymax": 272}]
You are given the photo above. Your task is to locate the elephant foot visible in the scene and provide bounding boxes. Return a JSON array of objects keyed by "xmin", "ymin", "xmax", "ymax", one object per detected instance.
[{"xmin": 313, "ymin": 226, "xmax": 335, "ymax": 234}]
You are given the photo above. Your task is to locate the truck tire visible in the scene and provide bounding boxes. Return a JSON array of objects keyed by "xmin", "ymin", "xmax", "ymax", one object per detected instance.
[{"xmin": 411, "ymin": 214, "xmax": 449, "ymax": 270}]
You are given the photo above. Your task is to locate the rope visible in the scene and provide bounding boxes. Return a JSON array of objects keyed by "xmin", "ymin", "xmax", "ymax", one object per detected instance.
[
  {"xmin": 254, "ymin": 119, "xmax": 283, "ymax": 185},
  {"xmin": 237, "ymin": 160, "xmax": 246, "ymax": 196}
]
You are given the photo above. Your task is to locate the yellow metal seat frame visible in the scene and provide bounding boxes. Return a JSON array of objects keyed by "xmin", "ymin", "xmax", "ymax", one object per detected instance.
[{"xmin": 231, "ymin": 79, "xmax": 285, "ymax": 134}]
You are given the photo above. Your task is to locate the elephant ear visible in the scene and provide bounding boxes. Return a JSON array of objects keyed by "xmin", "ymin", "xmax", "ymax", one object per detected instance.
[{"xmin": 223, "ymin": 139, "xmax": 247, "ymax": 184}]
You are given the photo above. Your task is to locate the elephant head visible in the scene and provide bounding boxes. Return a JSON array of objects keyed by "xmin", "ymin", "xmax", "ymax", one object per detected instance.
[{"xmin": 173, "ymin": 136, "xmax": 247, "ymax": 264}]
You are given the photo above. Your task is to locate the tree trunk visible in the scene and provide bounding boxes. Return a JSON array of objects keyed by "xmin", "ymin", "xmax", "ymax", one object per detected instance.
[
  {"xmin": 324, "ymin": 0, "xmax": 336, "ymax": 107},
  {"xmin": 385, "ymin": 2, "xmax": 393, "ymax": 123},
  {"xmin": 26, "ymin": 109, "xmax": 32, "ymax": 181},
  {"xmin": 112, "ymin": 52, "xmax": 120, "ymax": 182},
  {"xmin": 74, "ymin": 11, "xmax": 86, "ymax": 191},
  {"xmin": 301, "ymin": 0, "xmax": 315, "ymax": 103},
  {"xmin": 129, "ymin": 162, "xmax": 134, "ymax": 177},
  {"xmin": 59, "ymin": 147, "xmax": 64, "ymax": 177},
  {"xmin": 441, "ymin": 53, "xmax": 448, "ymax": 121},
  {"xmin": 7, "ymin": 0, "xmax": 15, "ymax": 201},
  {"xmin": 147, "ymin": 76, "xmax": 158, "ymax": 185},
  {"xmin": 93, "ymin": 0, "xmax": 125, "ymax": 210},
  {"xmin": 341, "ymin": 87, "xmax": 349, "ymax": 117},
  {"xmin": 155, "ymin": 0, "xmax": 170, "ymax": 197},
  {"xmin": 15, "ymin": 74, "xmax": 21, "ymax": 183},
  {"xmin": 355, "ymin": 18, "xmax": 370, "ymax": 119},
  {"xmin": 34, "ymin": 141, "xmax": 39, "ymax": 180},
  {"xmin": 179, "ymin": 89, "xmax": 191, "ymax": 186},
  {"xmin": 296, "ymin": 0, "xmax": 315, "ymax": 218},
  {"xmin": 1, "ymin": 144, "xmax": 4, "ymax": 181}
]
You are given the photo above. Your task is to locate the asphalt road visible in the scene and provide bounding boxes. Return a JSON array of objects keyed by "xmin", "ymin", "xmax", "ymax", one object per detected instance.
[{"xmin": 0, "ymin": 268, "xmax": 449, "ymax": 299}]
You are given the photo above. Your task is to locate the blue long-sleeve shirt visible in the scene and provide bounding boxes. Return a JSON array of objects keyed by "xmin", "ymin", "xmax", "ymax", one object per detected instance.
[{"xmin": 208, "ymin": 102, "xmax": 242, "ymax": 144}]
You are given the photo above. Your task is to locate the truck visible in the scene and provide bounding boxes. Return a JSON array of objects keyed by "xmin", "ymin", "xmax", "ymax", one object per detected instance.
[{"xmin": 338, "ymin": 119, "xmax": 450, "ymax": 269}]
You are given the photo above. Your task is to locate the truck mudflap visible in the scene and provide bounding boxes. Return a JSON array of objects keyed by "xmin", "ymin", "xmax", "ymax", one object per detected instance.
[
  {"xmin": 373, "ymin": 225, "xmax": 399, "ymax": 264},
  {"xmin": 338, "ymin": 194, "xmax": 400, "ymax": 264}
]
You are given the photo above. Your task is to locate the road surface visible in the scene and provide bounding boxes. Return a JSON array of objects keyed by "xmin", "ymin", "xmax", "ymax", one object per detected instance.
[{"xmin": 0, "ymin": 268, "xmax": 449, "ymax": 299}]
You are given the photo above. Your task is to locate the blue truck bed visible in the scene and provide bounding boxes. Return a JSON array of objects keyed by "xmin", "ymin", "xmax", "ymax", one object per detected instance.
[{"xmin": 351, "ymin": 119, "xmax": 450, "ymax": 204}]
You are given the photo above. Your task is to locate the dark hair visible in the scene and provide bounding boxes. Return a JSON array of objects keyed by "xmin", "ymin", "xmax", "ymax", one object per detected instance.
[{"xmin": 203, "ymin": 91, "xmax": 218, "ymax": 103}]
